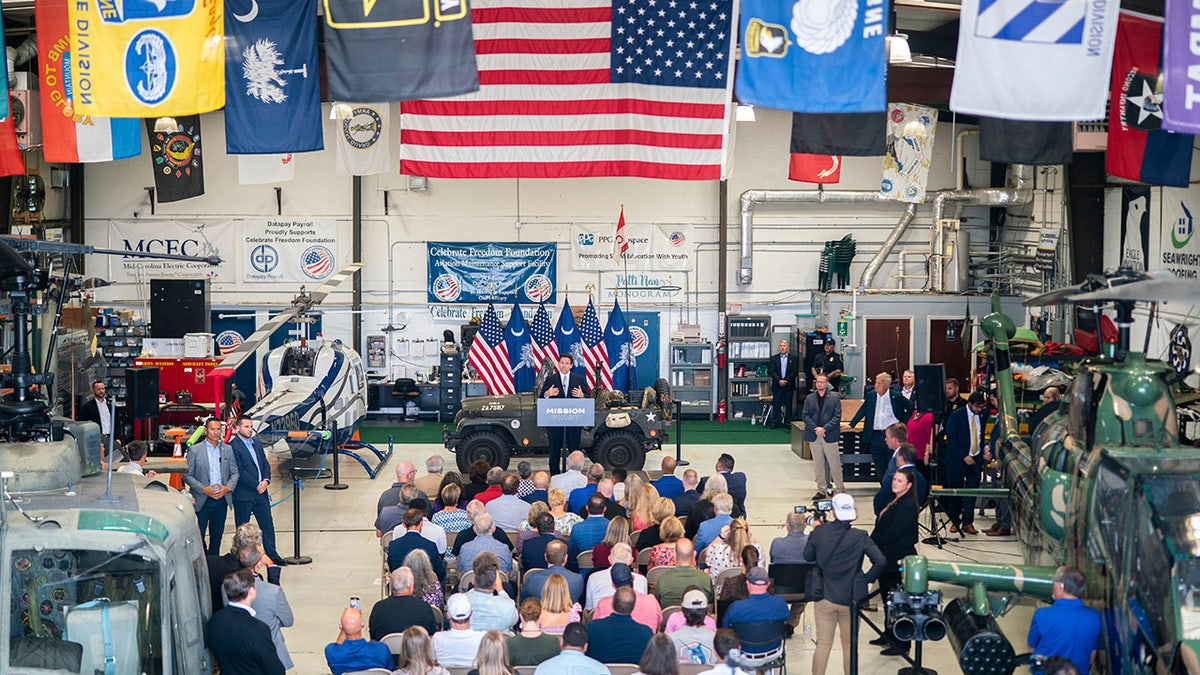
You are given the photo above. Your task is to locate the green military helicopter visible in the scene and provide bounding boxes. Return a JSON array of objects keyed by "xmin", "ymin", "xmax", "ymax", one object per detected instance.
[{"xmin": 902, "ymin": 268, "xmax": 1200, "ymax": 675}]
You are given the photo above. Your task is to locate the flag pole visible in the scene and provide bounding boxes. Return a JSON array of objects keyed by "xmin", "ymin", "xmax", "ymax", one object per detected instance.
[{"xmin": 619, "ymin": 204, "xmax": 633, "ymax": 396}]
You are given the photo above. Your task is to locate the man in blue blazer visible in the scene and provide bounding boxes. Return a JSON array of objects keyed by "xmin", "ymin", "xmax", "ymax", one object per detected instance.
[
  {"xmin": 230, "ymin": 414, "xmax": 283, "ymax": 564},
  {"xmin": 185, "ymin": 418, "xmax": 240, "ymax": 555},
  {"xmin": 943, "ymin": 392, "xmax": 989, "ymax": 535},
  {"xmin": 849, "ymin": 373, "xmax": 913, "ymax": 484}
]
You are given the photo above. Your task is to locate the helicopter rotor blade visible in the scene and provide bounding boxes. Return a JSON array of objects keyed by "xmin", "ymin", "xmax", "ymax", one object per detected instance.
[{"xmin": 1069, "ymin": 271, "xmax": 1200, "ymax": 304}]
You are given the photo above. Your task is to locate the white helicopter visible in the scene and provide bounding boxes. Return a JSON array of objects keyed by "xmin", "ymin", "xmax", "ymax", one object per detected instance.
[{"xmin": 207, "ymin": 263, "xmax": 390, "ymax": 477}]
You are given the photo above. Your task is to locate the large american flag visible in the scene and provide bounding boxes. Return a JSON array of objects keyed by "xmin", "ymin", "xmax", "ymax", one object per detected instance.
[
  {"xmin": 580, "ymin": 298, "xmax": 612, "ymax": 391},
  {"xmin": 469, "ymin": 303, "xmax": 515, "ymax": 395},
  {"xmin": 531, "ymin": 303, "xmax": 559, "ymax": 369},
  {"xmin": 399, "ymin": 0, "xmax": 736, "ymax": 179}
]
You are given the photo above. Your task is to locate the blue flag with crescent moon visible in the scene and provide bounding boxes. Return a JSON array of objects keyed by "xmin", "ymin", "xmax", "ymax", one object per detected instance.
[
  {"xmin": 604, "ymin": 299, "xmax": 637, "ymax": 396},
  {"xmin": 735, "ymin": 0, "xmax": 887, "ymax": 113},
  {"xmin": 224, "ymin": 0, "xmax": 323, "ymax": 153},
  {"xmin": 554, "ymin": 298, "xmax": 586, "ymax": 379},
  {"xmin": 504, "ymin": 303, "xmax": 535, "ymax": 393}
]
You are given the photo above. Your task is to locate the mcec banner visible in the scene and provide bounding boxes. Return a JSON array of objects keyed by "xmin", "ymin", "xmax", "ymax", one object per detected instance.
[
  {"xmin": 427, "ymin": 242, "xmax": 557, "ymax": 305},
  {"xmin": 100, "ymin": 219, "xmax": 236, "ymax": 283}
]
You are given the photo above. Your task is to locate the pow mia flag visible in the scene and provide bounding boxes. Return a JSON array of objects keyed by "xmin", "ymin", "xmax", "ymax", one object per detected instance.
[
  {"xmin": 225, "ymin": 0, "xmax": 323, "ymax": 154},
  {"xmin": 323, "ymin": 0, "xmax": 479, "ymax": 102}
]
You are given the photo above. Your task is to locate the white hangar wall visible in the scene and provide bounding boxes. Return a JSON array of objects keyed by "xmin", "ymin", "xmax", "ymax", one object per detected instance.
[{"xmin": 81, "ymin": 103, "xmax": 1041, "ymax": 382}]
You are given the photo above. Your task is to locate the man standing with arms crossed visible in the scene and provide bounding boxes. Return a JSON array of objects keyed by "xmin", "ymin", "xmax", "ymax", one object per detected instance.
[
  {"xmin": 186, "ymin": 418, "xmax": 240, "ymax": 556},
  {"xmin": 540, "ymin": 354, "xmax": 589, "ymax": 475},
  {"xmin": 231, "ymin": 414, "xmax": 283, "ymax": 565},
  {"xmin": 767, "ymin": 339, "xmax": 799, "ymax": 428},
  {"xmin": 803, "ymin": 374, "xmax": 843, "ymax": 500}
]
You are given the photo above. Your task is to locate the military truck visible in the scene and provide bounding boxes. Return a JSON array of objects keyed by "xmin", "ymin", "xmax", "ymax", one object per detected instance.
[{"xmin": 444, "ymin": 362, "xmax": 671, "ymax": 472}]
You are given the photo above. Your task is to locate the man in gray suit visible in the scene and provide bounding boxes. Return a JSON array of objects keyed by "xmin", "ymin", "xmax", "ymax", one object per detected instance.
[
  {"xmin": 802, "ymin": 374, "xmax": 843, "ymax": 500},
  {"xmin": 229, "ymin": 544, "xmax": 294, "ymax": 669},
  {"xmin": 186, "ymin": 418, "xmax": 240, "ymax": 555}
]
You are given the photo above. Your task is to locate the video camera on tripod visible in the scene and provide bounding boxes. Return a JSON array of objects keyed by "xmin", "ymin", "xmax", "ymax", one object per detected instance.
[{"xmin": 794, "ymin": 498, "xmax": 834, "ymax": 526}]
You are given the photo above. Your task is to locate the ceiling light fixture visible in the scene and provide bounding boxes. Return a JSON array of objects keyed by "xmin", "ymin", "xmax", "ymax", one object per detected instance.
[
  {"xmin": 736, "ymin": 104, "xmax": 757, "ymax": 122},
  {"xmin": 887, "ymin": 33, "xmax": 912, "ymax": 64}
]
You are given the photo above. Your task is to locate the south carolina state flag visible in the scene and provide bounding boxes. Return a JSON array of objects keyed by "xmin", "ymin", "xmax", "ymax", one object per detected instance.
[
  {"xmin": 1106, "ymin": 12, "xmax": 1194, "ymax": 187},
  {"xmin": 69, "ymin": 0, "xmax": 225, "ymax": 117},
  {"xmin": 736, "ymin": 0, "xmax": 886, "ymax": 113},
  {"xmin": 36, "ymin": 0, "xmax": 141, "ymax": 163}
]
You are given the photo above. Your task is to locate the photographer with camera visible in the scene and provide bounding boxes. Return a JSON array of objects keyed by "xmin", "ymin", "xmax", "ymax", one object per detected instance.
[
  {"xmin": 803, "ymin": 494, "xmax": 886, "ymax": 675},
  {"xmin": 869, "ymin": 468, "xmax": 921, "ymax": 656}
]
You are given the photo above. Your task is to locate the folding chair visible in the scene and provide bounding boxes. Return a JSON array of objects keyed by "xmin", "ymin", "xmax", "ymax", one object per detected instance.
[{"xmin": 729, "ymin": 620, "xmax": 788, "ymax": 674}]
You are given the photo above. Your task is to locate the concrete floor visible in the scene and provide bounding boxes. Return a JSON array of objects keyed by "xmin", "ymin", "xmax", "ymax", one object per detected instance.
[{"xmin": 245, "ymin": 441, "xmax": 1038, "ymax": 674}]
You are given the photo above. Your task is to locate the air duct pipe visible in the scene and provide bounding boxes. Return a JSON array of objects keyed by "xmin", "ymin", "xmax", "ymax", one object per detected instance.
[
  {"xmin": 857, "ymin": 202, "xmax": 918, "ymax": 289},
  {"xmin": 737, "ymin": 189, "xmax": 899, "ymax": 285},
  {"xmin": 6, "ymin": 34, "xmax": 37, "ymax": 86}
]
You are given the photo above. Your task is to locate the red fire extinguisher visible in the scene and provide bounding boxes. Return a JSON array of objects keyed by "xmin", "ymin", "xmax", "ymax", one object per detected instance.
[
  {"xmin": 717, "ymin": 401, "xmax": 726, "ymax": 423},
  {"xmin": 716, "ymin": 341, "xmax": 726, "ymax": 369}
]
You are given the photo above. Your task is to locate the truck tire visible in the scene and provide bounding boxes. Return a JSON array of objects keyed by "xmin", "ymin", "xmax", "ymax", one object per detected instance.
[
  {"xmin": 456, "ymin": 431, "xmax": 512, "ymax": 472},
  {"xmin": 593, "ymin": 430, "xmax": 646, "ymax": 470},
  {"xmin": 654, "ymin": 378, "xmax": 672, "ymax": 416}
]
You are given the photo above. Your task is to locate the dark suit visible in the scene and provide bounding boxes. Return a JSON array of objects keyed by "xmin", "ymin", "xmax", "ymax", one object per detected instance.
[
  {"xmin": 802, "ymin": 390, "xmax": 843, "ymax": 493},
  {"xmin": 185, "ymin": 441, "xmax": 240, "ymax": 555},
  {"xmin": 586, "ymin": 613, "xmax": 654, "ymax": 664},
  {"xmin": 943, "ymin": 405, "xmax": 988, "ymax": 527},
  {"xmin": 848, "ymin": 388, "xmax": 913, "ymax": 483},
  {"xmin": 578, "ymin": 496, "xmax": 627, "ymax": 521},
  {"xmin": 77, "ymin": 397, "xmax": 123, "ymax": 460},
  {"xmin": 387, "ymin": 530, "xmax": 446, "ymax": 579},
  {"xmin": 521, "ymin": 532, "xmax": 559, "ymax": 570},
  {"xmin": 230, "ymin": 434, "xmax": 280, "ymax": 561},
  {"xmin": 206, "ymin": 604, "xmax": 286, "ymax": 675},
  {"xmin": 540, "ymin": 370, "xmax": 590, "ymax": 475},
  {"xmin": 698, "ymin": 471, "xmax": 747, "ymax": 519},
  {"xmin": 767, "ymin": 350, "xmax": 800, "ymax": 427},
  {"xmin": 673, "ymin": 489, "xmax": 700, "ymax": 516},
  {"xmin": 870, "ymin": 496, "xmax": 920, "ymax": 594},
  {"xmin": 873, "ymin": 463, "xmax": 928, "ymax": 515}
]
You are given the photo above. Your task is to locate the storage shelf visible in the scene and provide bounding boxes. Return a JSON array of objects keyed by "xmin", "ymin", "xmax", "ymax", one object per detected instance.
[{"xmin": 670, "ymin": 341, "xmax": 714, "ymax": 419}]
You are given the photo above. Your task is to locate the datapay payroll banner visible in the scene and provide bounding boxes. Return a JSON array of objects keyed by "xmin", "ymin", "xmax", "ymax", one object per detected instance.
[
  {"xmin": 243, "ymin": 218, "xmax": 340, "ymax": 283},
  {"xmin": 427, "ymin": 242, "xmax": 557, "ymax": 304}
]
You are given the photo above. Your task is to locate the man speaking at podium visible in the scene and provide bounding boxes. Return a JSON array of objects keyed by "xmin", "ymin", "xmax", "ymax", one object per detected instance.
[{"xmin": 541, "ymin": 354, "xmax": 590, "ymax": 475}]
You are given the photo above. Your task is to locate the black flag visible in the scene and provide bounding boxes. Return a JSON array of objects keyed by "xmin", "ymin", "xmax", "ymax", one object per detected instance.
[
  {"xmin": 145, "ymin": 116, "xmax": 205, "ymax": 203},
  {"xmin": 323, "ymin": 0, "xmax": 479, "ymax": 102},
  {"xmin": 979, "ymin": 117, "xmax": 1073, "ymax": 166},
  {"xmin": 791, "ymin": 112, "xmax": 887, "ymax": 156}
]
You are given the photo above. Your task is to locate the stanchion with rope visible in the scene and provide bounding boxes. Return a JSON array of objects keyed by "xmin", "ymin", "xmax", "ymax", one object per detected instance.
[
  {"xmin": 324, "ymin": 421, "xmax": 348, "ymax": 490},
  {"xmin": 673, "ymin": 399, "xmax": 689, "ymax": 466},
  {"xmin": 284, "ymin": 469, "xmax": 313, "ymax": 566}
]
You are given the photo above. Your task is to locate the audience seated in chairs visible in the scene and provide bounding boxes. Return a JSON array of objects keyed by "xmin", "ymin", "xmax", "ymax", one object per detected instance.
[
  {"xmin": 586, "ymin": 586, "xmax": 655, "ymax": 664},
  {"xmin": 459, "ymin": 512, "xmax": 515, "ymax": 576},
  {"xmin": 655, "ymin": 540, "xmax": 713, "ymax": 609},
  {"xmin": 465, "ymin": 552, "xmax": 519, "ymax": 632},
  {"xmin": 506, "ymin": 598, "xmax": 562, "ymax": 667},
  {"xmin": 593, "ymin": 515, "xmax": 635, "ymax": 570},
  {"xmin": 646, "ymin": 516, "xmax": 685, "ymax": 569},
  {"xmin": 467, "ymin": 630, "xmax": 512, "ymax": 675},
  {"xmin": 722, "ymin": 567, "xmax": 789, "ymax": 669},
  {"xmin": 585, "ymin": 543, "xmax": 648, "ymax": 610},
  {"xmin": 519, "ymin": 510, "xmax": 559, "ymax": 571},
  {"xmin": 532, "ymin": 622, "xmax": 609, "ymax": 675},
  {"xmin": 697, "ymin": 629, "xmax": 749, "ymax": 675},
  {"xmin": 369, "ymin": 567, "xmax": 439, "ymax": 641},
  {"xmin": 325, "ymin": 607, "xmax": 393, "ymax": 675},
  {"xmin": 668, "ymin": 589, "xmax": 717, "ymax": 665},
  {"xmin": 537, "ymin": 573, "xmax": 583, "ymax": 636},
  {"xmin": 592, "ymin": 562, "xmax": 662, "ymax": 632},
  {"xmin": 637, "ymin": 633, "xmax": 683, "ymax": 675},
  {"xmin": 395, "ymin": 625, "xmax": 450, "ymax": 675},
  {"xmin": 521, "ymin": 539, "xmax": 584, "ymax": 603},
  {"xmin": 432, "ymin": 593, "xmax": 485, "ymax": 668}
]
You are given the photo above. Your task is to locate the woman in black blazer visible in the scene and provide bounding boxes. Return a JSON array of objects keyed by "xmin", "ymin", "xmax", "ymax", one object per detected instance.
[{"xmin": 870, "ymin": 467, "xmax": 920, "ymax": 655}]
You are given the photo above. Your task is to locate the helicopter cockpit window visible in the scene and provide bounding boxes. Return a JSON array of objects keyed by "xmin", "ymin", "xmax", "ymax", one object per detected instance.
[
  {"xmin": 1068, "ymin": 370, "xmax": 1100, "ymax": 451},
  {"xmin": 1091, "ymin": 464, "xmax": 1128, "ymax": 564},
  {"xmin": 1131, "ymin": 477, "xmax": 1199, "ymax": 650},
  {"xmin": 280, "ymin": 347, "xmax": 315, "ymax": 377},
  {"xmin": 9, "ymin": 548, "xmax": 162, "ymax": 674}
]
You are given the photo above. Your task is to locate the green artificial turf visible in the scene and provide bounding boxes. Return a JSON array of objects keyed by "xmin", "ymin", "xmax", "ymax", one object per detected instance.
[{"xmin": 357, "ymin": 418, "xmax": 790, "ymax": 445}]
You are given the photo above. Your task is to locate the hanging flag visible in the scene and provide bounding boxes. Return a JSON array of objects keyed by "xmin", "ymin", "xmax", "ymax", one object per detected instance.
[
  {"xmin": 68, "ymin": 0, "xmax": 225, "ymax": 117},
  {"xmin": 951, "ymin": 0, "xmax": 1119, "ymax": 120},
  {"xmin": 1163, "ymin": 0, "xmax": 1200, "ymax": 134},
  {"xmin": 468, "ymin": 303, "xmax": 515, "ymax": 395},
  {"xmin": 531, "ymin": 303, "xmax": 559, "ymax": 370},
  {"xmin": 238, "ymin": 153, "xmax": 296, "ymax": 185},
  {"xmin": 791, "ymin": 112, "xmax": 886, "ymax": 156},
  {"xmin": 224, "ymin": 0, "xmax": 323, "ymax": 154},
  {"xmin": 978, "ymin": 118, "xmax": 1073, "ymax": 165},
  {"xmin": 881, "ymin": 103, "xmax": 937, "ymax": 203},
  {"xmin": 0, "ymin": 25, "xmax": 7, "ymax": 121},
  {"xmin": 335, "ymin": 103, "xmax": 391, "ymax": 176},
  {"xmin": 580, "ymin": 298, "xmax": 611, "ymax": 391},
  {"xmin": 145, "ymin": 115, "xmax": 204, "ymax": 203},
  {"xmin": 736, "ymin": 0, "xmax": 886, "ymax": 113},
  {"xmin": 36, "ymin": 0, "xmax": 141, "ymax": 163},
  {"xmin": 1106, "ymin": 13, "xmax": 1194, "ymax": 187},
  {"xmin": 399, "ymin": 0, "xmax": 736, "ymax": 180},
  {"xmin": 0, "ymin": 116, "xmax": 24, "ymax": 177},
  {"xmin": 323, "ymin": 0, "xmax": 478, "ymax": 102},
  {"xmin": 604, "ymin": 299, "xmax": 636, "ymax": 395},
  {"xmin": 554, "ymin": 298, "xmax": 585, "ymax": 379},
  {"xmin": 613, "ymin": 207, "xmax": 628, "ymax": 263},
  {"xmin": 504, "ymin": 303, "xmax": 536, "ymax": 393},
  {"xmin": 788, "ymin": 153, "xmax": 841, "ymax": 184}
]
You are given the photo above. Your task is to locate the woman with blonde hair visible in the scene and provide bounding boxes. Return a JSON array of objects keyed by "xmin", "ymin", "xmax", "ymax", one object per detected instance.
[
  {"xmin": 404, "ymin": 549, "xmax": 446, "ymax": 610},
  {"xmin": 622, "ymin": 473, "xmax": 645, "ymax": 508},
  {"xmin": 628, "ymin": 482, "xmax": 661, "ymax": 532},
  {"xmin": 704, "ymin": 518, "xmax": 763, "ymax": 584},
  {"xmin": 685, "ymin": 472, "xmax": 728, "ymax": 541},
  {"xmin": 515, "ymin": 501, "xmax": 550, "ymax": 556},
  {"xmin": 635, "ymin": 497, "xmax": 678, "ymax": 549},
  {"xmin": 647, "ymin": 516, "xmax": 685, "ymax": 568},
  {"xmin": 547, "ymin": 488, "xmax": 583, "ymax": 537},
  {"xmin": 537, "ymin": 574, "xmax": 582, "ymax": 636},
  {"xmin": 395, "ymin": 625, "xmax": 450, "ymax": 675},
  {"xmin": 592, "ymin": 515, "xmax": 634, "ymax": 569},
  {"xmin": 467, "ymin": 630, "xmax": 513, "ymax": 675}
]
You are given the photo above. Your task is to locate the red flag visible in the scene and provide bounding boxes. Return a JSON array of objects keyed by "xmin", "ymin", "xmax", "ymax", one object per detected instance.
[
  {"xmin": 0, "ymin": 115, "xmax": 23, "ymax": 178},
  {"xmin": 1106, "ymin": 12, "xmax": 1193, "ymax": 187},
  {"xmin": 614, "ymin": 207, "xmax": 628, "ymax": 262},
  {"xmin": 789, "ymin": 153, "xmax": 841, "ymax": 184}
]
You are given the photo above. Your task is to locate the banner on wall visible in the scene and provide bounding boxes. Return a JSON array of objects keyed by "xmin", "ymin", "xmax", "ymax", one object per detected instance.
[
  {"xmin": 602, "ymin": 272, "xmax": 684, "ymax": 301},
  {"xmin": 243, "ymin": 218, "xmax": 340, "ymax": 283},
  {"xmin": 573, "ymin": 224, "xmax": 695, "ymax": 271},
  {"xmin": 1161, "ymin": 187, "xmax": 1200, "ymax": 279},
  {"xmin": 1120, "ymin": 185, "xmax": 1151, "ymax": 272},
  {"xmin": 106, "ymin": 220, "xmax": 236, "ymax": 283},
  {"xmin": 427, "ymin": 242, "xmax": 557, "ymax": 305}
]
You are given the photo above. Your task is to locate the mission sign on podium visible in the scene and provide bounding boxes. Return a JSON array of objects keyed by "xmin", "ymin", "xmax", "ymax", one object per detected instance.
[{"xmin": 538, "ymin": 399, "xmax": 596, "ymax": 427}]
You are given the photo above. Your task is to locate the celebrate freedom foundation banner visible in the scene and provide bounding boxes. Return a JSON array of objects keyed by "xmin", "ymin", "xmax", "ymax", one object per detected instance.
[{"xmin": 427, "ymin": 242, "xmax": 557, "ymax": 304}]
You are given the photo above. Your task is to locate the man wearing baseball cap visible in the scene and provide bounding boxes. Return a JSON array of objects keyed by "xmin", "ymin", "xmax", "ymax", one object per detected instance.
[
  {"xmin": 803, "ymin": 493, "xmax": 886, "ymax": 675},
  {"xmin": 431, "ymin": 593, "xmax": 485, "ymax": 668},
  {"xmin": 670, "ymin": 589, "xmax": 717, "ymax": 665},
  {"xmin": 721, "ymin": 567, "xmax": 790, "ymax": 664}
]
